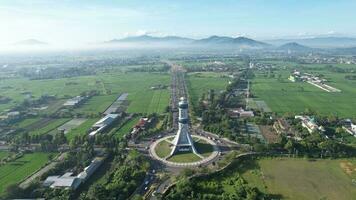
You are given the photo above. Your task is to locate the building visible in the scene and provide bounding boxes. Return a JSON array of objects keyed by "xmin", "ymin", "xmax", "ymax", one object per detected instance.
[
  {"xmin": 43, "ymin": 157, "xmax": 104, "ymax": 190},
  {"xmin": 228, "ymin": 108, "xmax": 254, "ymax": 118},
  {"xmin": 43, "ymin": 172, "xmax": 81, "ymax": 190},
  {"xmin": 342, "ymin": 119, "xmax": 356, "ymax": 137},
  {"xmin": 295, "ymin": 115, "xmax": 325, "ymax": 134},
  {"xmin": 169, "ymin": 97, "xmax": 201, "ymax": 158},
  {"xmin": 89, "ymin": 114, "xmax": 119, "ymax": 136},
  {"xmin": 63, "ymin": 96, "xmax": 84, "ymax": 107}
]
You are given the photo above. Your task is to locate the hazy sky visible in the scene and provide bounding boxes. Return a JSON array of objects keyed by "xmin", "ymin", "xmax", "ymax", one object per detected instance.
[{"xmin": 1, "ymin": 0, "xmax": 356, "ymax": 46}]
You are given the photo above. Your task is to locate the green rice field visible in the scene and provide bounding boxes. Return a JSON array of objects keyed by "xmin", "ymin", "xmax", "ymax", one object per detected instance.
[
  {"xmin": 0, "ymin": 152, "xmax": 55, "ymax": 196},
  {"xmin": 252, "ymin": 70, "xmax": 356, "ymax": 117}
]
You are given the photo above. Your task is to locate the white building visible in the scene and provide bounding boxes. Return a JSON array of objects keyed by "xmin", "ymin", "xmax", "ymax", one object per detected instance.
[
  {"xmin": 89, "ymin": 114, "xmax": 119, "ymax": 136},
  {"xmin": 295, "ymin": 115, "xmax": 325, "ymax": 134},
  {"xmin": 342, "ymin": 119, "xmax": 356, "ymax": 137},
  {"xmin": 63, "ymin": 96, "xmax": 84, "ymax": 106},
  {"xmin": 43, "ymin": 157, "xmax": 104, "ymax": 190}
]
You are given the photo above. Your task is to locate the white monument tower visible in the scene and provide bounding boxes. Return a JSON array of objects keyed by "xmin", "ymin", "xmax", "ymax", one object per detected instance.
[{"xmin": 170, "ymin": 97, "xmax": 201, "ymax": 157}]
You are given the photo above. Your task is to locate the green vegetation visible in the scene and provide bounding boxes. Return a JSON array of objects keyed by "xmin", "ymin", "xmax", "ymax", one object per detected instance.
[
  {"xmin": 75, "ymin": 95, "xmax": 117, "ymax": 115},
  {"xmin": 241, "ymin": 158, "xmax": 356, "ymax": 200},
  {"xmin": 164, "ymin": 157, "xmax": 267, "ymax": 200},
  {"xmin": 29, "ymin": 118, "xmax": 70, "ymax": 136},
  {"xmin": 167, "ymin": 151, "xmax": 201, "ymax": 163},
  {"xmin": 66, "ymin": 118, "xmax": 99, "ymax": 140},
  {"xmin": 15, "ymin": 118, "xmax": 41, "ymax": 129},
  {"xmin": 155, "ymin": 140, "xmax": 172, "ymax": 158},
  {"xmin": 187, "ymin": 72, "xmax": 229, "ymax": 111},
  {"xmin": 0, "ymin": 151, "xmax": 10, "ymax": 160},
  {"xmin": 0, "ymin": 72, "xmax": 170, "ymax": 115},
  {"xmin": 0, "ymin": 152, "xmax": 55, "ymax": 196},
  {"xmin": 114, "ymin": 116, "xmax": 141, "ymax": 138},
  {"xmin": 252, "ymin": 70, "xmax": 356, "ymax": 117}
]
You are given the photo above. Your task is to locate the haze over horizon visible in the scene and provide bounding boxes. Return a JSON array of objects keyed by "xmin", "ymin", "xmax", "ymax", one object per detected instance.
[{"xmin": 1, "ymin": 0, "xmax": 356, "ymax": 47}]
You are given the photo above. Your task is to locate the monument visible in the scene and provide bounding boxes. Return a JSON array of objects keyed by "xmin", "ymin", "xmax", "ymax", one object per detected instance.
[{"xmin": 170, "ymin": 97, "xmax": 201, "ymax": 157}]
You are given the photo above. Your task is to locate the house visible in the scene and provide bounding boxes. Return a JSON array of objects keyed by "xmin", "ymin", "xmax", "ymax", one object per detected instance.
[
  {"xmin": 89, "ymin": 114, "xmax": 119, "ymax": 136},
  {"xmin": 228, "ymin": 108, "xmax": 254, "ymax": 118},
  {"xmin": 63, "ymin": 96, "xmax": 84, "ymax": 107},
  {"xmin": 342, "ymin": 119, "xmax": 356, "ymax": 137},
  {"xmin": 295, "ymin": 115, "xmax": 325, "ymax": 134}
]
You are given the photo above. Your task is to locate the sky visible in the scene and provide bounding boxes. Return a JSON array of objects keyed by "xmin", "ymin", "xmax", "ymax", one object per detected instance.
[{"xmin": 0, "ymin": 0, "xmax": 356, "ymax": 46}]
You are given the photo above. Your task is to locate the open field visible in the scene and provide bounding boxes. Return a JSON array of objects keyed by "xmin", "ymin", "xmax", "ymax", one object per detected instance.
[
  {"xmin": 65, "ymin": 118, "xmax": 99, "ymax": 140},
  {"xmin": 114, "ymin": 116, "xmax": 141, "ymax": 139},
  {"xmin": 57, "ymin": 118, "xmax": 87, "ymax": 134},
  {"xmin": 187, "ymin": 72, "xmax": 229, "ymax": 107},
  {"xmin": 0, "ymin": 72, "xmax": 170, "ymax": 115},
  {"xmin": 241, "ymin": 158, "xmax": 356, "ymax": 200},
  {"xmin": 14, "ymin": 118, "xmax": 41, "ymax": 129},
  {"xmin": 0, "ymin": 152, "xmax": 55, "ymax": 196},
  {"xmin": 29, "ymin": 118, "xmax": 70, "ymax": 136},
  {"xmin": 74, "ymin": 95, "xmax": 117, "ymax": 115},
  {"xmin": 252, "ymin": 70, "xmax": 356, "ymax": 117},
  {"xmin": 0, "ymin": 151, "xmax": 10, "ymax": 160}
]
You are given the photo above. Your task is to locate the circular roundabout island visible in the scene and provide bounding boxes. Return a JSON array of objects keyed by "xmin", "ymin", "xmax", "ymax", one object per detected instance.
[{"xmin": 150, "ymin": 135, "xmax": 219, "ymax": 167}]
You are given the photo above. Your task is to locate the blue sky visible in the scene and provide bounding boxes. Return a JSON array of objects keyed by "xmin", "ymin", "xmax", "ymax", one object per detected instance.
[{"xmin": 0, "ymin": 0, "xmax": 355, "ymax": 45}]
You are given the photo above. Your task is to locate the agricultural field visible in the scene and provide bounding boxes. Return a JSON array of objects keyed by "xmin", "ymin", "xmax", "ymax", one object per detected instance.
[
  {"xmin": 65, "ymin": 118, "xmax": 99, "ymax": 140},
  {"xmin": 0, "ymin": 71, "xmax": 170, "ymax": 115},
  {"xmin": 251, "ymin": 69, "xmax": 356, "ymax": 117},
  {"xmin": 74, "ymin": 95, "xmax": 117, "ymax": 115},
  {"xmin": 29, "ymin": 118, "xmax": 70, "ymax": 136},
  {"xmin": 0, "ymin": 151, "xmax": 10, "ymax": 160},
  {"xmin": 187, "ymin": 72, "xmax": 229, "ymax": 107},
  {"xmin": 0, "ymin": 152, "xmax": 55, "ymax": 196},
  {"xmin": 241, "ymin": 158, "xmax": 356, "ymax": 200},
  {"xmin": 114, "ymin": 116, "xmax": 141, "ymax": 138},
  {"xmin": 14, "ymin": 117, "xmax": 41, "ymax": 129}
]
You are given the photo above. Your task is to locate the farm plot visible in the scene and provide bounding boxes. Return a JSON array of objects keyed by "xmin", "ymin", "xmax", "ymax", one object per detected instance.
[
  {"xmin": 56, "ymin": 118, "xmax": 87, "ymax": 134},
  {"xmin": 74, "ymin": 95, "xmax": 117, "ymax": 115},
  {"xmin": 114, "ymin": 116, "xmax": 141, "ymax": 139},
  {"xmin": 252, "ymin": 71, "xmax": 356, "ymax": 117},
  {"xmin": 241, "ymin": 158, "xmax": 356, "ymax": 200},
  {"xmin": 29, "ymin": 118, "xmax": 70, "ymax": 136},
  {"xmin": 0, "ymin": 152, "xmax": 55, "ymax": 196},
  {"xmin": 187, "ymin": 72, "xmax": 229, "ymax": 109},
  {"xmin": 66, "ymin": 118, "xmax": 99, "ymax": 140}
]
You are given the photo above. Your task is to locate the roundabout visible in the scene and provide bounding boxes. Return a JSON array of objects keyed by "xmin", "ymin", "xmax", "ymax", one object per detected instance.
[{"xmin": 149, "ymin": 135, "xmax": 219, "ymax": 167}]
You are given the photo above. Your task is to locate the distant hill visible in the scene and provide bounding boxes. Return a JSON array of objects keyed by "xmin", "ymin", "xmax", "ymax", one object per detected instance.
[
  {"xmin": 278, "ymin": 42, "xmax": 311, "ymax": 51},
  {"xmin": 106, "ymin": 35, "xmax": 193, "ymax": 44},
  {"xmin": 14, "ymin": 39, "xmax": 48, "ymax": 46},
  {"xmin": 194, "ymin": 36, "xmax": 270, "ymax": 48},
  {"xmin": 266, "ymin": 37, "xmax": 356, "ymax": 48},
  {"xmin": 105, "ymin": 35, "xmax": 270, "ymax": 49}
]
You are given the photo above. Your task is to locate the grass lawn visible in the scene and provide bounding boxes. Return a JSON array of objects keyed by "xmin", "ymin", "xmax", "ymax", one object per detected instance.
[
  {"xmin": 155, "ymin": 140, "xmax": 172, "ymax": 158},
  {"xmin": 194, "ymin": 140, "xmax": 214, "ymax": 157},
  {"xmin": 29, "ymin": 118, "xmax": 70, "ymax": 136},
  {"xmin": 252, "ymin": 70, "xmax": 356, "ymax": 117},
  {"xmin": 167, "ymin": 151, "xmax": 201, "ymax": 163},
  {"xmin": 66, "ymin": 118, "xmax": 99, "ymax": 140},
  {"xmin": 0, "ymin": 152, "xmax": 55, "ymax": 196},
  {"xmin": 241, "ymin": 158, "xmax": 356, "ymax": 200},
  {"xmin": 114, "ymin": 116, "xmax": 141, "ymax": 139}
]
